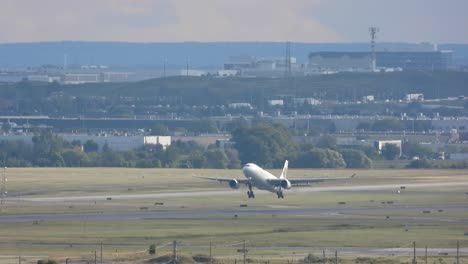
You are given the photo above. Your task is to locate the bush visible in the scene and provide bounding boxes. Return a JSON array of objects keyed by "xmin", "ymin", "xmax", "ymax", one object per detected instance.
[
  {"xmin": 341, "ymin": 149, "xmax": 373, "ymax": 168},
  {"xmin": 406, "ymin": 159, "xmax": 432, "ymax": 168},
  {"xmin": 37, "ymin": 260, "xmax": 57, "ymax": 264},
  {"xmin": 382, "ymin": 144, "xmax": 400, "ymax": 160},
  {"xmin": 149, "ymin": 244, "xmax": 156, "ymax": 255}
]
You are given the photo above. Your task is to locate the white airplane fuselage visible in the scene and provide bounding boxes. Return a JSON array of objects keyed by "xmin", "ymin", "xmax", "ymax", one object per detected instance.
[{"xmin": 242, "ymin": 163, "xmax": 279, "ymax": 193}]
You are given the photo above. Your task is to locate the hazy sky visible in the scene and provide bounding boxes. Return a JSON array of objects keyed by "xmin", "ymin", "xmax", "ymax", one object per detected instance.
[{"xmin": 1, "ymin": 0, "xmax": 467, "ymax": 43}]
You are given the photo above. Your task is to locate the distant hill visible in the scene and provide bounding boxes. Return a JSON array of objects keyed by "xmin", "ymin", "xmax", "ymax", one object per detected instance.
[
  {"xmin": 2, "ymin": 71, "xmax": 467, "ymax": 104},
  {"xmin": 1, "ymin": 42, "xmax": 467, "ymax": 68}
]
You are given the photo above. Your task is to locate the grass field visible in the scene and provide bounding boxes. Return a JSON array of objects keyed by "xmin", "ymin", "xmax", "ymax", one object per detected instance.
[{"xmin": 0, "ymin": 168, "xmax": 467, "ymax": 263}]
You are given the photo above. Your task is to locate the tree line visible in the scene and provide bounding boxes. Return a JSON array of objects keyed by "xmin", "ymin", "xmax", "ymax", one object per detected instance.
[
  {"xmin": 1, "ymin": 125, "xmax": 466, "ymax": 169},
  {"xmin": 0, "ymin": 131, "xmax": 238, "ymax": 169}
]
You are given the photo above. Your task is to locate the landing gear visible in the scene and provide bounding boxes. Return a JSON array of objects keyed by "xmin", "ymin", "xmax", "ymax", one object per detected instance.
[
  {"xmin": 276, "ymin": 190, "xmax": 284, "ymax": 199},
  {"xmin": 247, "ymin": 182, "xmax": 255, "ymax": 199}
]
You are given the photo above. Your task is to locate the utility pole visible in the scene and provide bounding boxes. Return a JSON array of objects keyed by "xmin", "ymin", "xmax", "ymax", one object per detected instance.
[
  {"xmin": 172, "ymin": 241, "xmax": 177, "ymax": 264},
  {"xmin": 322, "ymin": 249, "xmax": 326, "ymax": 264},
  {"xmin": 0, "ymin": 166, "xmax": 6, "ymax": 213},
  {"xmin": 18, "ymin": 256, "xmax": 21, "ymax": 264},
  {"xmin": 284, "ymin": 41, "xmax": 292, "ymax": 78},
  {"xmin": 425, "ymin": 246, "xmax": 427, "ymax": 264},
  {"xmin": 456, "ymin": 241, "xmax": 459, "ymax": 264},
  {"xmin": 413, "ymin": 241, "xmax": 417, "ymax": 264},
  {"xmin": 100, "ymin": 241, "xmax": 103, "ymax": 264},
  {"xmin": 335, "ymin": 250, "xmax": 338, "ymax": 264},
  {"xmin": 243, "ymin": 240, "xmax": 247, "ymax": 264},
  {"xmin": 209, "ymin": 240, "xmax": 212, "ymax": 264}
]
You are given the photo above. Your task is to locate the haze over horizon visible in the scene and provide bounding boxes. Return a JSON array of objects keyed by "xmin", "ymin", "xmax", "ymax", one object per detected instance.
[{"xmin": 1, "ymin": 0, "xmax": 467, "ymax": 44}]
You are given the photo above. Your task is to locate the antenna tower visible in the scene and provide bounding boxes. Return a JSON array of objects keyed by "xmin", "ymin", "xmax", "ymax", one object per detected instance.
[
  {"xmin": 369, "ymin": 26, "xmax": 379, "ymax": 71},
  {"xmin": 285, "ymin": 41, "xmax": 292, "ymax": 77}
]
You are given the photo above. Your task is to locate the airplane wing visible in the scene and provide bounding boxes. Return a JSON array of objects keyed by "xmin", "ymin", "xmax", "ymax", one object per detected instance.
[
  {"xmin": 267, "ymin": 174, "xmax": 356, "ymax": 186},
  {"xmin": 193, "ymin": 175, "xmax": 251, "ymax": 184}
]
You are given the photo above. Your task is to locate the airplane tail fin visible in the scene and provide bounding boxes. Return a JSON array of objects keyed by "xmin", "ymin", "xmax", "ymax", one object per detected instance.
[{"xmin": 280, "ymin": 160, "xmax": 288, "ymax": 179}]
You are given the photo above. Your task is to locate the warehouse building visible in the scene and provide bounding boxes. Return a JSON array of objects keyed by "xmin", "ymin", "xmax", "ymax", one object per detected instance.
[{"xmin": 308, "ymin": 51, "xmax": 453, "ymax": 72}]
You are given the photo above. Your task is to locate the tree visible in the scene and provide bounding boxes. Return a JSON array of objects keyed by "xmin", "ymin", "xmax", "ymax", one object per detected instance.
[
  {"xmin": 32, "ymin": 130, "xmax": 64, "ymax": 166},
  {"xmin": 203, "ymin": 149, "xmax": 228, "ymax": 169},
  {"xmin": 403, "ymin": 142, "xmax": 435, "ymax": 159},
  {"xmin": 102, "ymin": 142, "xmax": 111, "ymax": 152},
  {"xmin": 83, "ymin": 140, "xmax": 99, "ymax": 153},
  {"xmin": 232, "ymin": 124, "xmax": 298, "ymax": 168},
  {"xmin": 32, "ymin": 130, "xmax": 63, "ymax": 155},
  {"xmin": 382, "ymin": 144, "xmax": 400, "ymax": 160},
  {"xmin": 315, "ymin": 134, "xmax": 337, "ymax": 150},
  {"xmin": 100, "ymin": 150, "xmax": 124, "ymax": 167},
  {"xmin": 70, "ymin": 139, "xmax": 82, "ymax": 147},
  {"xmin": 49, "ymin": 152, "xmax": 65, "ymax": 167},
  {"xmin": 371, "ymin": 118, "xmax": 404, "ymax": 131},
  {"xmin": 187, "ymin": 151, "xmax": 205, "ymax": 168},
  {"xmin": 1, "ymin": 122, "xmax": 11, "ymax": 133},
  {"xmin": 225, "ymin": 117, "xmax": 249, "ymax": 132},
  {"xmin": 340, "ymin": 149, "xmax": 372, "ymax": 168},
  {"xmin": 62, "ymin": 149, "xmax": 89, "ymax": 167},
  {"xmin": 356, "ymin": 122, "xmax": 372, "ymax": 131},
  {"xmin": 150, "ymin": 124, "xmax": 169, "ymax": 136},
  {"xmin": 225, "ymin": 148, "xmax": 241, "ymax": 169},
  {"xmin": 294, "ymin": 148, "xmax": 346, "ymax": 168},
  {"xmin": 191, "ymin": 119, "xmax": 219, "ymax": 134},
  {"xmin": 322, "ymin": 149, "xmax": 346, "ymax": 168}
]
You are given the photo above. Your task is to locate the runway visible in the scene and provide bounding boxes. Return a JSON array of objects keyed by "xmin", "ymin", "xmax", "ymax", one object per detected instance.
[
  {"xmin": 6, "ymin": 181, "xmax": 468, "ymax": 202},
  {"xmin": 2, "ymin": 181, "xmax": 468, "ymax": 223}
]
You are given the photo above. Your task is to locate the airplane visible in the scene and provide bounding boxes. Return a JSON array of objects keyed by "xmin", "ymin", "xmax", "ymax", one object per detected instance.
[{"xmin": 194, "ymin": 160, "xmax": 355, "ymax": 199}]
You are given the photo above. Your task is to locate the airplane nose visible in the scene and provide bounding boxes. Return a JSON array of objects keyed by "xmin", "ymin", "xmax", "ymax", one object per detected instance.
[{"xmin": 242, "ymin": 165, "xmax": 253, "ymax": 176}]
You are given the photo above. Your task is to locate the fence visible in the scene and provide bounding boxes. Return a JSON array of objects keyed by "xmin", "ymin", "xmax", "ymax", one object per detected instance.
[{"xmin": 0, "ymin": 240, "xmax": 465, "ymax": 264}]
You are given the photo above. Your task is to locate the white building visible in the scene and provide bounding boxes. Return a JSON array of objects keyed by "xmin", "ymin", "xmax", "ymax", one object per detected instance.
[
  {"xmin": 180, "ymin": 69, "xmax": 207, "ymax": 77},
  {"xmin": 64, "ymin": 73, "xmax": 100, "ymax": 84},
  {"xmin": 102, "ymin": 72, "xmax": 131, "ymax": 82},
  {"xmin": 268, "ymin": 100, "xmax": 284, "ymax": 106},
  {"xmin": 449, "ymin": 153, "xmax": 468, "ymax": 160},
  {"xmin": 405, "ymin": 93, "xmax": 424, "ymax": 101},
  {"xmin": 217, "ymin": 70, "xmax": 239, "ymax": 77},
  {"xmin": 293, "ymin": 98, "xmax": 321, "ymax": 106},
  {"xmin": 144, "ymin": 136, "xmax": 171, "ymax": 150},
  {"xmin": 375, "ymin": 140, "xmax": 402, "ymax": 156},
  {"xmin": 362, "ymin": 95, "xmax": 375, "ymax": 102},
  {"xmin": 228, "ymin": 103, "xmax": 253, "ymax": 109}
]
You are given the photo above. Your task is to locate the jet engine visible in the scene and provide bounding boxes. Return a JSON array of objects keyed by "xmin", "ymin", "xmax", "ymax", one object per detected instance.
[
  {"xmin": 280, "ymin": 179, "xmax": 292, "ymax": 189},
  {"xmin": 229, "ymin": 179, "xmax": 240, "ymax": 189}
]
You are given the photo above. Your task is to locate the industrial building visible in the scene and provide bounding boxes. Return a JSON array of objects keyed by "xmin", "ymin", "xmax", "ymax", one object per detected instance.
[
  {"xmin": 0, "ymin": 134, "xmax": 171, "ymax": 152},
  {"xmin": 308, "ymin": 50, "xmax": 453, "ymax": 72},
  {"xmin": 223, "ymin": 56, "xmax": 302, "ymax": 77}
]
